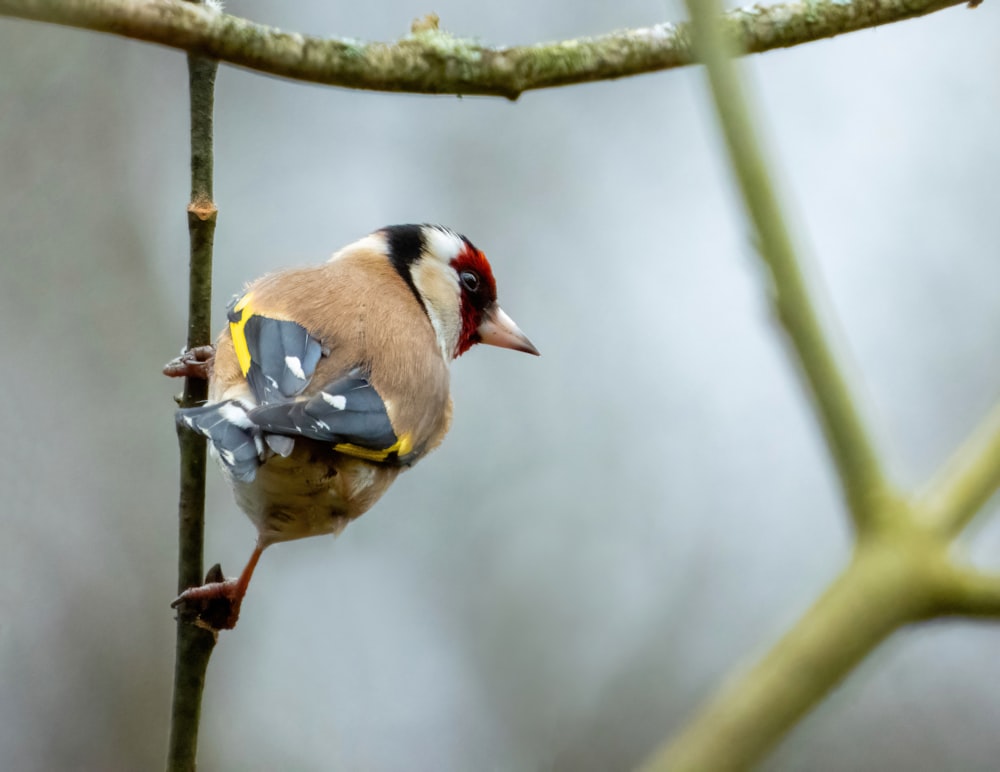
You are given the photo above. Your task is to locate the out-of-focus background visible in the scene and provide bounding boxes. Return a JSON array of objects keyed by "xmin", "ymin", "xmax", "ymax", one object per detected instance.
[{"xmin": 2, "ymin": 1, "xmax": 999, "ymax": 769}]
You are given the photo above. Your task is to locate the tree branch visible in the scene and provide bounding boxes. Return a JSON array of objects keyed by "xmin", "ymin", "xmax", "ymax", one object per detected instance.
[
  {"xmin": 634, "ymin": 0, "xmax": 948, "ymax": 764},
  {"xmin": 679, "ymin": 0, "xmax": 895, "ymax": 529},
  {"xmin": 166, "ymin": 40, "xmax": 219, "ymax": 772},
  {"xmin": 918, "ymin": 401, "xmax": 1000, "ymax": 538},
  {"xmin": 936, "ymin": 565, "xmax": 1000, "ymax": 618},
  {"xmin": 0, "ymin": 0, "xmax": 971, "ymax": 99},
  {"xmin": 640, "ymin": 540, "xmax": 940, "ymax": 771}
]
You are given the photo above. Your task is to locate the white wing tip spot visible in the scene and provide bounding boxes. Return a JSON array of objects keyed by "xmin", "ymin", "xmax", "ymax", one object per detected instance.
[
  {"xmin": 321, "ymin": 392, "xmax": 347, "ymax": 410},
  {"xmin": 218, "ymin": 401, "xmax": 254, "ymax": 429},
  {"xmin": 284, "ymin": 356, "xmax": 306, "ymax": 380}
]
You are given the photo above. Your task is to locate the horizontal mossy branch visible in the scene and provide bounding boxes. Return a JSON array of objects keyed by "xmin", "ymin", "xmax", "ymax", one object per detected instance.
[{"xmin": 0, "ymin": 0, "xmax": 971, "ymax": 98}]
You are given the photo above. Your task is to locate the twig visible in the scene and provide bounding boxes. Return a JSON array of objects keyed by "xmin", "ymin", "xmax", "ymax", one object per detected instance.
[
  {"xmin": 918, "ymin": 400, "xmax": 1000, "ymax": 537},
  {"xmin": 681, "ymin": 0, "xmax": 894, "ymax": 529},
  {"xmin": 936, "ymin": 565, "xmax": 1000, "ymax": 617},
  {"xmin": 636, "ymin": 0, "xmax": 937, "ymax": 764},
  {"xmin": 640, "ymin": 539, "xmax": 941, "ymax": 770},
  {"xmin": 166, "ymin": 40, "xmax": 219, "ymax": 772},
  {"xmin": 0, "ymin": 0, "xmax": 971, "ymax": 99}
]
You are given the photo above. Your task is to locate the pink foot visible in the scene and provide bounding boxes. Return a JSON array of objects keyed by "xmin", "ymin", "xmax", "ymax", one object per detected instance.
[
  {"xmin": 171, "ymin": 545, "xmax": 264, "ymax": 631},
  {"xmin": 163, "ymin": 345, "xmax": 215, "ymax": 379},
  {"xmin": 172, "ymin": 573, "xmax": 245, "ymax": 630}
]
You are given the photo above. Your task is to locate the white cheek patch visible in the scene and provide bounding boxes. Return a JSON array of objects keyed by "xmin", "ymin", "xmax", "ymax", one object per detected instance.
[{"xmin": 409, "ymin": 257, "xmax": 462, "ymax": 361}]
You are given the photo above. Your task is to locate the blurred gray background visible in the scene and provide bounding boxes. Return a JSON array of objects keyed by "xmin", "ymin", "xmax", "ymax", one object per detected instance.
[{"xmin": 2, "ymin": 1, "xmax": 999, "ymax": 769}]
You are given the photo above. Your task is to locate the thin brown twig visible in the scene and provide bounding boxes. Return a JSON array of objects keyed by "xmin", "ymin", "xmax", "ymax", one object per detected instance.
[{"xmin": 166, "ymin": 38, "xmax": 219, "ymax": 772}]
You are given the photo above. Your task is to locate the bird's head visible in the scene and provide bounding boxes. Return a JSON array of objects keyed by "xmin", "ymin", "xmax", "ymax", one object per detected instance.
[{"xmin": 379, "ymin": 224, "xmax": 539, "ymax": 361}]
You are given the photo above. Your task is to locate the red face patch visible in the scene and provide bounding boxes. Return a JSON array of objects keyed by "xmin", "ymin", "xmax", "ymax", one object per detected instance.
[{"xmin": 451, "ymin": 243, "xmax": 498, "ymax": 357}]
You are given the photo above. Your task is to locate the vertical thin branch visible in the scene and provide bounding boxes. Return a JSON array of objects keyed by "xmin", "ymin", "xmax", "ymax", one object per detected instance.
[
  {"xmin": 680, "ymin": 0, "xmax": 895, "ymax": 532},
  {"xmin": 636, "ymin": 0, "xmax": 938, "ymax": 765},
  {"xmin": 166, "ymin": 46, "xmax": 219, "ymax": 772}
]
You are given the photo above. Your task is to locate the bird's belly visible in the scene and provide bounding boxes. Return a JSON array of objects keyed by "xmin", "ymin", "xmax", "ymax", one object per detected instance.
[{"xmin": 228, "ymin": 441, "xmax": 400, "ymax": 546}]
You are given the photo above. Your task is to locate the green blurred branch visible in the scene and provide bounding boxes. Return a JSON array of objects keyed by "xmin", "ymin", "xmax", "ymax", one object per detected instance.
[
  {"xmin": 166, "ymin": 24, "xmax": 218, "ymax": 772},
  {"xmin": 918, "ymin": 401, "xmax": 1000, "ymax": 537},
  {"xmin": 936, "ymin": 566, "xmax": 1000, "ymax": 617},
  {"xmin": 0, "ymin": 0, "xmax": 971, "ymax": 99},
  {"xmin": 642, "ymin": 536, "xmax": 944, "ymax": 770},
  {"xmin": 688, "ymin": 0, "xmax": 894, "ymax": 531},
  {"xmin": 636, "ymin": 0, "xmax": 1000, "ymax": 767}
]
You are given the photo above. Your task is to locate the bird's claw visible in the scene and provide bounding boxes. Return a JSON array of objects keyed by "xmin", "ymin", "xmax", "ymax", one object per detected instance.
[
  {"xmin": 172, "ymin": 563, "xmax": 243, "ymax": 630},
  {"xmin": 163, "ymin": 345, "xmax": 216, "ymax": 379}
]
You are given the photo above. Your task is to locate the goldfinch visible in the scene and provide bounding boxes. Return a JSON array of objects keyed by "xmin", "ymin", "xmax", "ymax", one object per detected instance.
[{"xmin": 167, "ymin": 224, "xmax": 538, "ymax": 628}]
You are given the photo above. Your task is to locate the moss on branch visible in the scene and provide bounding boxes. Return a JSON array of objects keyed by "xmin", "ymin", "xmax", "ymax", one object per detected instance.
[{"xmin": 0, "ymin": 0, "xmax": 972, "ymax": 98}]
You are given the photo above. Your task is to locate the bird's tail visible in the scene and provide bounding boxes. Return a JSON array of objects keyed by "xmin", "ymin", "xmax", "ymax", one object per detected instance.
[{"xmin": 176, "ymin": 400, "xmax": 264, "ymax": 483}]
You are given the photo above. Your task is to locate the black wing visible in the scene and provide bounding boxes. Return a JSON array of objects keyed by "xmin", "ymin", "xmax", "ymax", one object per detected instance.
[
  {"xmin": 228, "ymin": 294, "xmax": 323, "ymax": 404},
  {"xmin": 179, "ymin": 295, "xmax": 409, "ymax": 476},
  {"xmin": 248, "ymin": 374, "xmax": 412, "ymax": 463},
  {"xmin": 177, "ymin": 400, "xmax": 262, "ymax": 482}
]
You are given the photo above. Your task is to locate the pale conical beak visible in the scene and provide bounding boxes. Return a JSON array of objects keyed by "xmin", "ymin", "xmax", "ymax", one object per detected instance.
[{"xmin": 478, "ymin": 304, "xmax": 540, "ymax": 356}]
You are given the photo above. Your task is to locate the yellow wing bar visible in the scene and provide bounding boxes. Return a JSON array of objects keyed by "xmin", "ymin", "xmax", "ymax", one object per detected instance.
[
  {"xmin": 229, "ymin": 293, "xmax": 254, "ymax": 376},
  {"xmin": 334, "ymin": 433, "xmax": 413, "ymax": 463}
]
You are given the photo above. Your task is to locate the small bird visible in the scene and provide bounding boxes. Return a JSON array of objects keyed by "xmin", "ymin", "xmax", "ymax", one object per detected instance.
[{"xmin": 166, "ymin": 224, "xmax": 538, "ymax": 628}]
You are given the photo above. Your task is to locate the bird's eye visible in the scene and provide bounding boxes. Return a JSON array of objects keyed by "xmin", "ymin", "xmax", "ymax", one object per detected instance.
[{"xmin": 460, "ymin": 271, "xmax": 480, "ymax": 292}]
